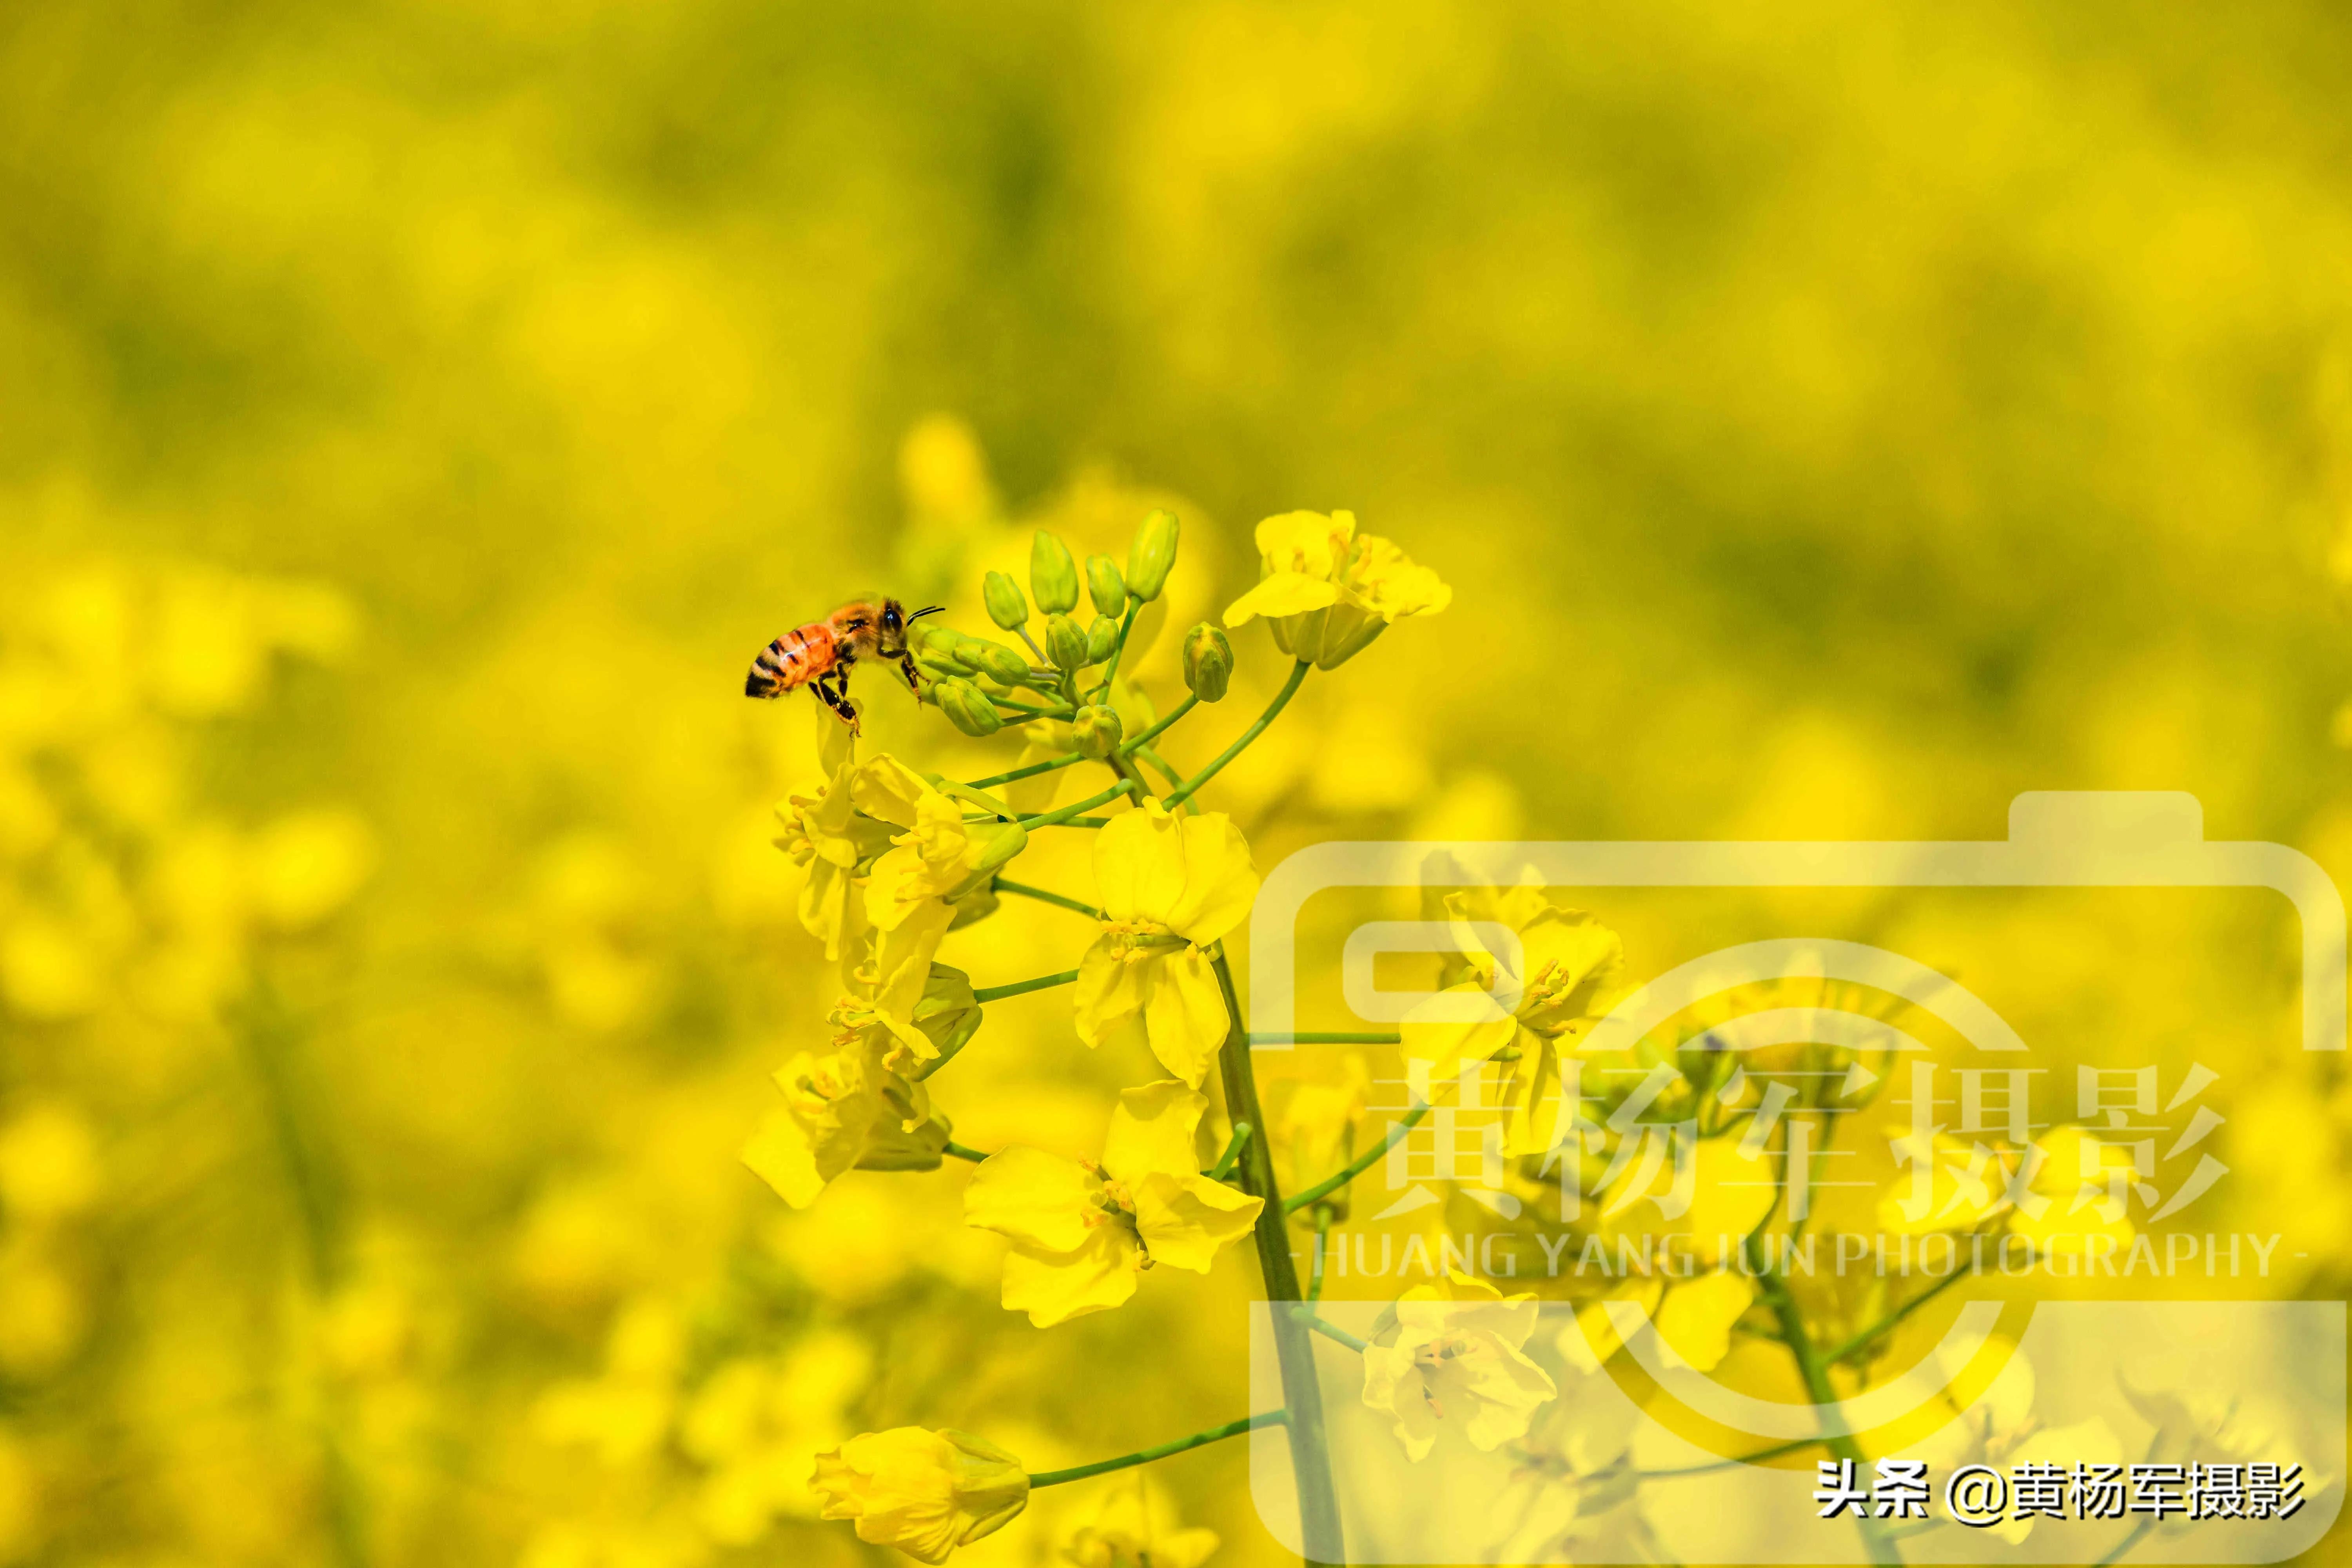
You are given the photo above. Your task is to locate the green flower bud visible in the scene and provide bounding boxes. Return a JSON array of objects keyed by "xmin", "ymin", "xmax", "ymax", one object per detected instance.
[
  {"xmin": 1044, "ymin": 612, "xmax": 1089, "ymax": 673},
  {"xmin": 1029, "ymin": 530, "xmax": 1080, "ymax": 615},
  {"xmin": 917, "ymin": 625, "xmax": 976, "ymax": 674},
  {"xmin": 1182, "ymin": 623, "xmax": 1233, "ymax": 702},
  {"xmin": 910, "ymin": 963, "xmax": 984, "ymax": 1074},
  {"xmin": 945, "ymin": 821, "xmax": 1028, "ymax": 900},
  {"xmin": 962, "ymin": 637, "xmax": 1031, "ymax": 686},
  {"xmin": 982, "ymin": 571, "xmax": 1030, "ymax": 631},
  {"xmin": 1073, "ymin": 704, "xmax": 1124, "ymax": 760},
  {"xmin": 1085, "ymin": 554, "xmax": 1127, "ymax": 617},
  {"xmin": 1086, "ymin": 615, "xmax": 1120, "ymax": 666},
  {"xmin": 935, "ymin": 678, "xmax": 1004, "ymax": 737},
  {"xmin": 1126, "ymin": 509, "xmax": 1180, "ymax": 602}
]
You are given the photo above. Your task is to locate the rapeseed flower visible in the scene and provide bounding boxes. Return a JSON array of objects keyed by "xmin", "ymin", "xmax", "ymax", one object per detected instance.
[
  {"xmin": 810, "ymin": 1426, "xmax": 1030, "ymax": 1564},
  {"xmin": 742, "ymin": 903, "xmax": 959, "ymax": 1207},
  {"xmin": 1221, "ymin": 510, "xmax": 1450, "ymax": 668},
  {"xmin": 965, "ymin": 1080, "xmax": 1261, "ymax": 1326},
  {"xmin": 856, "ymin": 757, "xmax": 1027, "ymax": 931},
  {"xmin": 1361, "ymin": 1270, "xmax": 1557, "ymax": 1461},
  {"xmin": 1400, "ymin": 885, "xmax": 1622, "ymax": 1151},
  {"xmin": 1073, "ymin": 802, "xmax": 1258, "ymax": 1087}
]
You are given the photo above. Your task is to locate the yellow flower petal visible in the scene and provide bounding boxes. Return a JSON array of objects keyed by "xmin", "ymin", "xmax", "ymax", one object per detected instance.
[
  {"xmin": 1130, "ymin": 1172, "xmax": 1263, "ymax": 1272},
  {"xmin": 1139, "ymin": 947, "xmax": 1228, "ymax": 1086},
  {"xmin": 1654, "ymin": 1270, "xmax": 1755, "ymax": 1372},
  {"xmin": 1000, "ymin": 1229, "xmax": 1140, "ymax": 1327},
  {"xmin": 964, "ymin": 1147, "xmax": 1099, "ymax": 1252},
  {"xmin": 848, "ymin": 756, "xmax": 935, "ymax": 828},
  {"xmin": 1102, "ymin": 1080, "xmax": 1207, "ymax": 1187},
  {"xmin": 1398, "ymin": 985, "xmax": 1517, "ymax": 1084},
  {"xmin": 811, "ymin": 1427, "xmax": 1029, "ymax": 1564},
  {"xmin": 1161, "ymin": 812, "xmax": 1259, "ymax": 942},
  {"xmin": 1221, "ymin": 572, "xmax": 1339, "ymax": 628},
  {"xmin": 1254, "ymin": 509, "xmax": 1354, "ymax": 573},
  {"xmin": 1093, "ymin": 801, "xmax": 1188, "ymax": 922}
]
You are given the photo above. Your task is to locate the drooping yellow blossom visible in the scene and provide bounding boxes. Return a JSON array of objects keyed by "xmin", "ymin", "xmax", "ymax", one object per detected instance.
[
  {"xmin": 857, "ymin": 757, "xmax": 1028, "ymax": 931},
  {"xmin": 1073, "ymin": 801, "xmax": 1258, "ymax": 1087},
  {"xmin": 1493, "ymin": 1391, "xmax": 1665, "ymax": 1565},
  {"xmin": 810, "ymin": 1426, "xmax": 1030, "ymax": 1564},
  {"xmin": 1361, "ymin": 1270, "xmax": 1557, "ymax": 1461},
  {"xmin": 1566, "ymin": 1139, "xmax": 1771, "ymax": 1374},
  {"xmin": 742, "ymin": 902, "xmax": 959, "ymax": 1208},
  {"xmin": 742, "ymin": 1049, "xmax": 950, "ymax": 1209},
  {"xmin": 965, "ymin": 1080, "xmax": 1262, "ymax": 1326},
  {"xmin": 1400, "ymin": 883, "xmax": 1622, "ymax": 1151},
  {"xmin": 1221, "ymin": 510, "xmax": 1450, "ymax": 668},
  {"xmin": 1063, "ymin": 1472, "xmax": 1220, "ymax": 1568},
  {"xmin": 776, "ymin": 713, "xmax": 894, "ymax": 959}
]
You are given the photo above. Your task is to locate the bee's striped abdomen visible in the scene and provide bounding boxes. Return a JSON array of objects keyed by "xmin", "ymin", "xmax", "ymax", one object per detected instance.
[{"xmin": 744, "ymin": 622, "xmax": 838, "ymax": 699}]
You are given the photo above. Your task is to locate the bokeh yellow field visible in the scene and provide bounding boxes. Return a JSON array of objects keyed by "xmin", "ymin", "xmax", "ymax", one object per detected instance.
[{"xmin": 7, "ymin": 3, "xmax": 2352, "ymax": 1565}]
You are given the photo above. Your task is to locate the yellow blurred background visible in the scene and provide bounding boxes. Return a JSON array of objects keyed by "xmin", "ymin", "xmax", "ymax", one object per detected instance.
[{"xmin": 5, "ymin": 2, "xmax": 2352, "ymax": 1564}]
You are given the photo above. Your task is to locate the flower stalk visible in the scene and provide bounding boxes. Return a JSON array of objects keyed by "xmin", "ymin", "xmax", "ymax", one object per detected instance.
[
  {"xmin": 1210, "ymin": 949, "xmax": 1346, "ymax": 1568},
  {"xmin": 971, "ymin": 969, "xmax": 1081, "ymax": 1004},
  {"xmin": 1027, "ymin": 1410, "xmax": 1289, "ymax": 1490},
  {"xmin": 1749, "ymin": 1236, "xmax": 1905, "ymax": 1565},
  {"xmin": 988, "ymin": 878, "xmax": 1103, "ymax": 919},
  {"xmin": 1166, "ymin": 661, "xmax": 1310, "ymax": 807}
]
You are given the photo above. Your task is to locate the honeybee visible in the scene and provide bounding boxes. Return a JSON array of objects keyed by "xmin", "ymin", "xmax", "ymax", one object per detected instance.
[{"xmin": 744, "ymin": 598, "xmax": 941, "ymax": 731}]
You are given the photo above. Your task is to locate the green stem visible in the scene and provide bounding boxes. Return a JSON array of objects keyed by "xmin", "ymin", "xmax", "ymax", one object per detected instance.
[
  {"xmin": 1286, "ymin": 1105, "xmax": 1425, "ymax": 1214},
  {"xmin": 1823, "ymin": 1265, "xmax": 1973, "ymax": 1366},
  {"xmin": 1131, "ymin": 744, "xmax": 1196, "ymax": 811},
  {"xmin": 1208, "ymin": 1122, "xmax": 1253, "ymax": 1182},
  {"xmin": 1250, "ymin": 1032, "xmax": 1401, "ymax": 1045},
  {"xmin": 1749, "ymin": 1237, "xmax": 1902, "ymax": 1565},
  {"xmin": 1293, "ymin": 1307, "xmax": 1368, "ymax": 1353},
  {"xmin": 1211, "ymin": 951, "xmax": 1346, "ymax": 1568},
  {"xmin": 1118, "ymin": 693, "xmax": 1199, "ymax": 758},
  {"xmin": 1789, "ymin": 1109, "xmax": 1835, "ymax": 1242},
  {"xmin": 972, "ymin": 969, "xmax": 1080, "ymax": 1004},
  {"xmin": 1308, "ymin": 1206, "xmax": 1333, "ymax": 1304},
  {"xmin": 987, "ymin": 693, "xmax": 1074, "ymax": 721},
  {"xmin": 1018, "ymin": 778, "xmax": 1135, "ymax": 830},
  {"xmin": 1637, "ymin": 1435, "xmax": 1825, "ymax": 1477},
  {"xmin": 943, "ymin": 1142, "xmax": 990, "ymax": 1164},
  {"xmin": 969, "ymin": 752, "xmax": 1086, "ymax": 790},
  {"xmin": 1167, "ymin": 661, "xmax": 1310, "ymax": 807},
  {"xmin": 990, "ymin": 878, "xmax": 1103, "ymax": 920},
  {"xmin": 1092, "ymin": 602, "xmax": 1142, "ymax": 697},
  {"xmin": 1026, "ymin": 1410, "xmax": 1288, "ymax": 1489}
]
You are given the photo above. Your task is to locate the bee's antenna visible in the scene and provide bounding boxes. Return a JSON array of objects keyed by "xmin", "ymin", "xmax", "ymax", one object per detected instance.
[{"xmin": 908, "ymin": 604, "xmax": 946, "ymax": 621}]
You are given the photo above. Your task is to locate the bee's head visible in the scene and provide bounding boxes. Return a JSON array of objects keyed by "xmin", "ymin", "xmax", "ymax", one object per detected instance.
[{"xmin": 880, "ymin": 600, "xmax": 943, "ymax": 652}]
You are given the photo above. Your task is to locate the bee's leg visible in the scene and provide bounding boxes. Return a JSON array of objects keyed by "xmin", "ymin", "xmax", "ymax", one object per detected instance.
[
  {"xmin": 895, "ymin": 648, "xmax": 923, "ymax": 697},
  {"xmin": 813, "ymin": 668, "xmax": 860, "ymax": 735}
]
